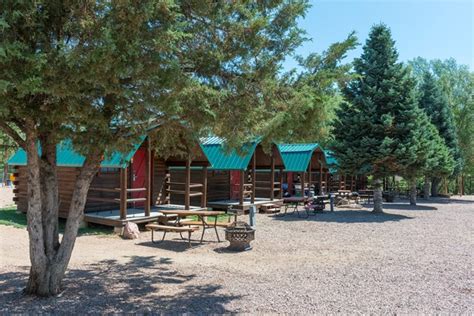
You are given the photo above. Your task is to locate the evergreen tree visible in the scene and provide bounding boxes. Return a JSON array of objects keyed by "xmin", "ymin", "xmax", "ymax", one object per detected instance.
[
  {"xmin": 0, "ymin": 0, "xmax": 309, "ymax": 296},
  {"xmin": 399, "ymin": 113, "xmax": 454, "ymax": 205},
  {"xmin": 332, "ymin": 24, "xmax": 433, "ymax": 211},
  {"xmin": 418, "ymin": 71, "xmax": 461, "ymax": 196}
]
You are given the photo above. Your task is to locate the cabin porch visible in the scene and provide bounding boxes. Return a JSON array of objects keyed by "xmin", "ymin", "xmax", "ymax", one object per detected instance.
[{"xmin": 83, "ymin": 204, "xmax": 206, "ymax": 227}]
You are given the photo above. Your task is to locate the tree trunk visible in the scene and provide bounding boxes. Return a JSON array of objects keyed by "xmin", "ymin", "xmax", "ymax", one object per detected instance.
[
  {"xmin": 24, "ymin": 132, "xmax": 102, "ymax": 296},
  {"xmin": 423, "ymin": 176, "xmax": 430, "ymax": 199},
  {"xmin": 431, "ymin": 177, "xmax": 440, "ymax": 197},
  {"xmin": 442, "ymin": 177, "xmax": 448, "ymax": 195},
  {"xmin": 409, "ymin": 179, "xmax": 417, "ymax": 206},
  {"xmin": 373, "ymin": 178, "xmax": 383, "ymax": 213}
]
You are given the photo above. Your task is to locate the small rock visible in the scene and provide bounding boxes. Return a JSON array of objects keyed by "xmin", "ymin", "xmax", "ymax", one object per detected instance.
[{"xmin": 122, "ymin": 222, "xmax": 140, "ymax": 239}]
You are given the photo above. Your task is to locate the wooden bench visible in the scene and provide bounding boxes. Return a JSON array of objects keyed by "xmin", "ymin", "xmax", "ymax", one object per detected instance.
[
  {"xmin": 179, "ymin": 220, "xmax": 232, "ymax": 228},
  {"xmin": 145, "ymin": 224, "xmax": 199, "ymax": 246}
]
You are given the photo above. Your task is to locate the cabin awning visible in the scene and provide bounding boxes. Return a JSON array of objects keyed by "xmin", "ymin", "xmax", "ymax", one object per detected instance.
[
  {"xmin": 8, "ymin": 138, "xmax": 145, "ymax": 169},
  {"xmin": 199, "ymin": 136, "xmax": 259, "ymax": 170},
  {"xmin": 277, "ymin": 143, "xmax": 323, "ymax": 172}
]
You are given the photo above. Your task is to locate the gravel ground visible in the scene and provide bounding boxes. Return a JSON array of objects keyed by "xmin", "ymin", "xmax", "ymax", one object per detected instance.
[
  {"xmin": 0, "ymin": 187, "xmax": 13, "ymax": 208},
  {"xmin": 0, "ymin": 194, "xmax": 473, "ymax": 314}
]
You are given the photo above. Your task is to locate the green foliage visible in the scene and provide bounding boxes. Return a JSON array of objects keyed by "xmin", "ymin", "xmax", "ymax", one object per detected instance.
[
  {"xmin": 409, "ymin": 57, "xmax": 474, "ymax": 176},
  {"xmin": 332, "ymin": 24, "xmax": 438, "ymax": 181},
  {"xmin": 259, "ymin": 32, "xmax": 358, "ymax": 145},
  {"xmin": 0, "ymin": 1, "xmax": 311, "ymax": 158}
]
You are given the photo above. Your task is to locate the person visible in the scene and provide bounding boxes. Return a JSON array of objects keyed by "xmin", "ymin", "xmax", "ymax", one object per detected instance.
[{"xmin": 282, "ymin": 183, "xmax": 291, "ymax": 197}]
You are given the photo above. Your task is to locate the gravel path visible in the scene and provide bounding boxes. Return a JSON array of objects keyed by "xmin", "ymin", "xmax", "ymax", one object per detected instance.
[
  {"xmin": 1, "ymin": 196, "xmax": 473, "ymax": 314},
  {"xmin": 0, "ymin": 187, "xmax": 13, "ymax": 208}
]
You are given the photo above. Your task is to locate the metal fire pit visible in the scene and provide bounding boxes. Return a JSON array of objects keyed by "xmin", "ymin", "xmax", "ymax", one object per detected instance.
[{"xmin": 225, "ymin": 221, "xmax": 255, "ymax": 251}]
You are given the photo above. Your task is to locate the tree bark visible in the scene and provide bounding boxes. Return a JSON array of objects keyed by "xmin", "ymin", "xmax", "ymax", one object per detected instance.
[
  {"xmin": 24, "ymin": 131, "xmax": 102, "ymax": 296},
  {"xmin": 409, "ymin": 179, "xmax": 417, "ymax": 206},
  {"xmin": 372, "ymin": 178, "xmax": 383, "ymax": 213},
  {"xmin": 442, "ymin": 177, "xmax": 448, "ymax": 195},
  {"xmin": 431, "ymin": 177, "xmax": 440, "ymax": 197},
  {"xmin": 423, "ymin": 176, "xmax": 430, "ymax": 199}
]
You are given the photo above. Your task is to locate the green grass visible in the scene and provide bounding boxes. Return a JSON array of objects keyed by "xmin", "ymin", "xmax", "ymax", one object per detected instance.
[
  {"xmin": 0, "ymin": 206, "xmax": 113, "ymax": 236},
  {"xmin": 0, "ymin": 205, "xmax": 27, "ymax": 228}
]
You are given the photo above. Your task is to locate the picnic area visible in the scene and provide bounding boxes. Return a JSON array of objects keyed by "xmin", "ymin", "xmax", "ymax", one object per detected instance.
[{"xmin": 0, "ymin": 187, "xmax": 472, "ymax": 314}]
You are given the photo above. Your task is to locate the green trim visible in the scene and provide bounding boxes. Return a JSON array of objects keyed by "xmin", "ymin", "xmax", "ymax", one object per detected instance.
[{"xmin": 8, "ymin": 137, "xmax": 145, "ymax": 169}]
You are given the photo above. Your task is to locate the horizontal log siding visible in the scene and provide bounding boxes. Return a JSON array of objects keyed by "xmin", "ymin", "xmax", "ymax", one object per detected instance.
[
  {"xmin": 152, "ymin": 158, "xmax": 168, "ymax": 205},
  {"xmin": 168, "ymin": 169, "xmax": 230, "ymax": 205},
  {"xmin": 85, "ymin": 170, "xmax": 121, "ymax": 212}
]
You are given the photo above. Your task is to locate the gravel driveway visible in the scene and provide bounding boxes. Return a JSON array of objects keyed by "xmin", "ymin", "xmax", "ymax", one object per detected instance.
[{"xmin": 1, "ymin": 196, "xmax": 473, "ymax": 314}]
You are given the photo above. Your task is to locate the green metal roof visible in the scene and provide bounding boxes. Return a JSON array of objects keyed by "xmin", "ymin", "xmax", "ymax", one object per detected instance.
[
  {"xmin": 8, "ymin": 138, "xmax": 145, "ymax": 168},
  {"xmin": 199, "ymin": 137, "xmax": 259, "ymax": 170},
  {"xmin": 277, "ymin": 143, "xmax": 322, "ymax": 172}
]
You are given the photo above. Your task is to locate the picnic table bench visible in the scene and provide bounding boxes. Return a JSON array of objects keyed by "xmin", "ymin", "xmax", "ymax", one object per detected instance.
[
  {"xmin": 145, "ymin": 224, "xmax": 199, "ymax": 247},
  {"xmin": 282, "ymin": 196, "xmax": 314, "ymax": 218},
  {"xmin": 160, "ymin": 210, "xmax": 226, "ymax": 243}
]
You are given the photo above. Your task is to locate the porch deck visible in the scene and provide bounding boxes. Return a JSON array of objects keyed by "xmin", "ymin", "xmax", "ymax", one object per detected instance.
[
  {"xmin": 84, "ymin": 204, "xmax": 207, "ymax": 227},
  {"xmin": 207, "ymin": 197, "xmax": 284, "ymax": 211}
]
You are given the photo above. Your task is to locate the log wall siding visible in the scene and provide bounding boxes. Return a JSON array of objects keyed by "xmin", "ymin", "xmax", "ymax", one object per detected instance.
[
  {"xmin": 168, "ymin": 169, "xmax": 230, "ymax": 205},
  {"xmin": 13, "ymin": 166, "xmax": 122, "ymax": 217},
  {"xmin": 152, "ymin": 158, "xmax": 168, "ymax": 205}
]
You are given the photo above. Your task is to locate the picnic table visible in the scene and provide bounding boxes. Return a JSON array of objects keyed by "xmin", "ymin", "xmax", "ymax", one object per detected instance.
[
  {"xmin": 282, "ymin": 196, "xmax": 314, "ymax": 218},
  {"xmin": 160, "ymin": 210, "xmax": 226, "ymax": 243}
]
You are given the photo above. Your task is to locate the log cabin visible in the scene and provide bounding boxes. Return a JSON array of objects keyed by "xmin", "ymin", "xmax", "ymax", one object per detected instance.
[
  {"xmin": 8, "ymin": 135, "xmax": 293, "ymax": 226},
  {"xmin": 200, "ymin": 137, "xmax": 286, "ymax": 212},
  {"xmin": 277, "ymin": 144, "xmax": 330, "ymax": 196},
  {"xmin": 8, "ymin": 137, "xmax": 213, "ymax": 228}
]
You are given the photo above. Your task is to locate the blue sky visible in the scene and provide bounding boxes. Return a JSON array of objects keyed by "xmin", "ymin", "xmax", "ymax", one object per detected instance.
[{"xmin": 283, "ymin": 0, "xmax": 474, "ymax": 71}]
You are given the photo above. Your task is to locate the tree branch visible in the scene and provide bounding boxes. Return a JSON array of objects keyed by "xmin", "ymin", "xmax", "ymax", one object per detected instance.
[{"xmin": 0, "ymin": 121, "xmax": 26, "ymax": 149}]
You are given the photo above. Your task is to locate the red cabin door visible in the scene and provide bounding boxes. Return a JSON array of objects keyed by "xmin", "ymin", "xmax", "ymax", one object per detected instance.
[
  {"xmin": 131, "ymin": 148, "xmax": 146, "ymax": 207},
  {"xmin": 230, "ymin": 171, "xmax": 241, "ymax": 199}
]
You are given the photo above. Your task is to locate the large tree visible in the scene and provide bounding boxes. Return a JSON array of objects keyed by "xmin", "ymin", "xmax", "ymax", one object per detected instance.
[
  {"xmin": 417, "ymin": 71, "xmax": 458, "ymax": 196},
  {"xmin": 332, "ymin": 24, "xmax": 433, "ymax": 212},
  {"xmin": 409, "ymin": 57, "xmax": 474, "ymax": 194},
  {"xmin": 0, "ymin": 0, "xmax": 310, "ymax": 296}
]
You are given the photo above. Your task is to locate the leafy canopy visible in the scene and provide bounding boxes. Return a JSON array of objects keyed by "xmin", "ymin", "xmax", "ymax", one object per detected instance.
[{"xmin": 0, "ymin": 1, "xmax": 311, "ymax": 158}]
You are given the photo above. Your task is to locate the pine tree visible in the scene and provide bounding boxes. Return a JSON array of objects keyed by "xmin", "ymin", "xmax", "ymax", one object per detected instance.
[
  {"xmin": 418, "ymin": 71, "xmax": 460, "ymax": 196},
  {"xmin": 332, "ymin": 24, "xmax": 434, "ymax": 211}
]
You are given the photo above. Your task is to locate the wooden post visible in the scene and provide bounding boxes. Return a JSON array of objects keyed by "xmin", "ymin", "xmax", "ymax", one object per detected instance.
[
  {"xmin": 350, "ymin": 175, "xmax": 354, "ymax": 192},
  {"xmin": 201, "ymin": 166, "xmax": 208, "ymax": 208},
  {"xmin": 144, "ymin": 142, "xmax": 151, "ymax": 217},
  {"xmin": 325, "ymin": 171, "xmax": 329, "ymax": 193},
  {"xmin": 319, "ymin": 163, "xmax": 323, "ymax": 195},
  {"xmin": 308, "ymin": 160, "xmax": 312, "ymax": 195},
  {"xmin": 270, "ymin": 154, "xmax": 275, "ymax": 200},
  {"xmin": 120, "ymin": 167, "xmax": 128, "ymax": 220},
  {"xmin": 301, "ymin": 172, "xmax": 306, "ymax": 197},
  {"xmin": 239, "ymin": 170, "xmax": 245, "ymax": 206},
  {"xmin": 279, "ymin": 168, "xmax": 284, "ymax": 199},
  {"xmin": 251, "ymin": 153, "xmax": 256, "ymax": 203},
  {"xmin": 185, "ymin": 155, "xmax": 191, "ymax": 210}
]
